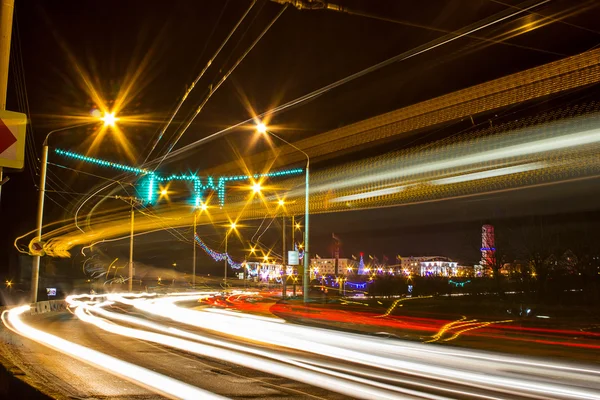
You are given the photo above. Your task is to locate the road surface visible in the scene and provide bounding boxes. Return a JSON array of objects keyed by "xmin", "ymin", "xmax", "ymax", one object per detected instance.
[{"xmin": 2, "ymin": 291, "xmax": 600, "ymax": 399}]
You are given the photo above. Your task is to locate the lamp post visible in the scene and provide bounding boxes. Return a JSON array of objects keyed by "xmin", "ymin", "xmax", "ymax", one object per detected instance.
[
  {"xmin": 278, "ymin": 199, "xmax": 287, "ymax": 298},
  {"xmin": 224, "ymin": 222, "xmax": 236, "ymax": 286},
  {"xmin": 31, "ymin": 116, "xmax": 116, "ymax": 303},
  {"xmin": 192, "ymin": 202, "xmax": 208, "ymax": 289},
  {"xmin": 193, "ymin": 211, "xmax": 197, "ymax": 289},
  {"xmin": 256, "ymin": 123, "xmax": 310, "ymax": 303}
]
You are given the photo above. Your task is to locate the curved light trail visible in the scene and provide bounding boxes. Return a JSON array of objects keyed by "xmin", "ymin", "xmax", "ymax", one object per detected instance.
[
  {"xmin": 25, "ymin": 110, "xmax": 600, "ymax": 257},
  {"xmin": 50, "ymin": 292, "xmax": 600, "ymax": 400},
  {"xmin": 1, "ymin": 304, "xmax": 225, "ymax": 400}
]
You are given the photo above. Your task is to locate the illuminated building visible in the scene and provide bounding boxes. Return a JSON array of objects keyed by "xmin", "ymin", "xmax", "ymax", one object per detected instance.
[
  {"xmin": 310, "ymin": 258, "xmax": 357, "ymax": 279},
  {"xmin": 418, "ymin": 257, "xmax": 459, "ymax": 276}
]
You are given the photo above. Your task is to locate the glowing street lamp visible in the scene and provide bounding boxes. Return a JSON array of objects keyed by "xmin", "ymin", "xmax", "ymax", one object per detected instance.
[
  {"xmin": 252, "ymin": 182, "xmax": 262, "ymax": 194},
  {"xmin": 256, "ymin": 121, "xmax": 310, "ymax": 303},
  {"xmin": 101, "ymin": 112, "xmax": 119, "ymax": 127},
  {"xmin": 32, "ymin": 112, "xmax": 119, "ymax": 303}
]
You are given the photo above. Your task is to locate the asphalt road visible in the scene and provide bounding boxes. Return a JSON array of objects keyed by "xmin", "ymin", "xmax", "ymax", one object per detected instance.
[
  {"xmin": 2, "ymin": 309, "xmax": 347, "ymax": 399},
  {"xmin": 2, "ymin": 292, "xmax": 600, "ymax": 399}
]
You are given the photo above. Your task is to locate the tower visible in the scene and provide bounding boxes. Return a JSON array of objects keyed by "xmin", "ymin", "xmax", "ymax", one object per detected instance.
[{"xmin": 481, "ymin": 224, "xmax": 496, "ymax": 272}]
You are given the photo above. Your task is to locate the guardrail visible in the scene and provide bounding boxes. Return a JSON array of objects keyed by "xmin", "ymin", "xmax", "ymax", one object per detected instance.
[{"xmin": 29, "ymin": 300, "xmax": 66, "ymax": 315}]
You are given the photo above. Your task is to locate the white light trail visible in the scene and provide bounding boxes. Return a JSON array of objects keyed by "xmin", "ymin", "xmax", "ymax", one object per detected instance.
[
  {"xmin": 312, "ymin": 124, "xmax": 600, "ymax": 194},
  {"xmin": 136, "ymin": 294, "xmax": 600, "ymax": 399},
  {"xmin": 45, "ymin": 292, "xmax": 600, "ymax": 400},
  {"xmin": 330, "ymin": 185, "xmax": 408, "ymax": 203},
  {"xmin": 67, "ymin": 295, "xmax": 418, "ymax": 400},
  {"xmin": 431, "ymin": 163, "xmax": 545, "ymax": 185},
  {"xmin": 1, "ymin": 305, "xmax": 224, "ymax": 400}
]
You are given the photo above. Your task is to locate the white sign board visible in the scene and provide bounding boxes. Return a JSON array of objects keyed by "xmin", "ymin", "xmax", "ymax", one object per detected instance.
[
  {"xmin": 0, "ymin": 110, "xmax": 27, "ymax": 169},
  {"xmin": 288, "ymin": 250, "xmax": 299, "ymax": 266}
]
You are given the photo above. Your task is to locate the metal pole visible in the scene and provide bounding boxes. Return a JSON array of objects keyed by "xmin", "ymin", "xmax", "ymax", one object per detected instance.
[
  {"xmin": 282, "ymin": 214, "xmax": 286, "ymax": 299},
  {"xmin": 262, "ymin": 130, "xmax": 309, "ymax": 302},
  {"xmin": 128, "ymin": 202, "xmax": 134, "ymax": 292},
  {"xmin": 30, "ymin": 144, "xmax": 48, "ymax": 303},
  {"xmin": 192, "ymin": 212, "xmax": 197, "ymax": 288},
  {"xmin": 303, "ymin": 163, "xmax": 310, "ymax": 303},
  {"xmin": 30, "ymin": 122, "xmax": 97, "ymax": 303},
  {"xmin": 0, "ymin": 0, "xmax": 15, "ymax": 214},
  {"xmin": 224, "ymin": 231, "xmax": 228, "ymax": 285}
]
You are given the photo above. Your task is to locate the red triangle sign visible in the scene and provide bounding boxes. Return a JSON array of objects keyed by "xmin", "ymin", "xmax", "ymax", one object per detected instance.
[{"xmin": 0, "ymin": 118, "xmax": 17, "ymax": 154}]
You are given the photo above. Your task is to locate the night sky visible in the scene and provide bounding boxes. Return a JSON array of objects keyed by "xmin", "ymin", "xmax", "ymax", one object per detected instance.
[{"xmin": 2, "ymin": 0, "xmax": 600, "ymax": 278}]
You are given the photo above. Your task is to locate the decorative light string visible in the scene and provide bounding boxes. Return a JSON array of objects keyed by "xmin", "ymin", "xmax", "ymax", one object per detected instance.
[
  {"xmin": 194, "ymin": 234, "xmax": 243, "ymax": 269},
  {"xmin": 55, "ymin": 148, "xmax": 303, "ymax": 207}
]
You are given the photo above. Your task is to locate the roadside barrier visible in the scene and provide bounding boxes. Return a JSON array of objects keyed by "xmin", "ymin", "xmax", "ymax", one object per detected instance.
[{"xmin": 29, "ymin": 300, "xmax": 65, "ymax": 315}]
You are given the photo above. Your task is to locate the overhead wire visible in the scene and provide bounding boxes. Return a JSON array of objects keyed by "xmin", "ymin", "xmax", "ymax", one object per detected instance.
[
  {"xmin": 154, "ymin": 4, "xmax": 289, "ymax": 171},
  {"xmin": 69, "ymin": 0, "xmax": 564, "ymax": 240},
  {"xmin": 144, "ymin": 0, "xmax": 257, "ymax": 163},
  {"xmin": 488, "ymin": 0, "xmax": 600, "ymax": 35},
  {"xmin": 10, "ymin": 6, "xmax": 38, "ymax": 187},
  {"xmin": 146, "ymin": 0, "xmax": 551, "ymax": 168}
]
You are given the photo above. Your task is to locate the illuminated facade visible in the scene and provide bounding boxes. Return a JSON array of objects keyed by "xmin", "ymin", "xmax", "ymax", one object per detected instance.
[
  {"xmin": 310, "ymin": 258, "xmax": 357, "ymax": 279},
  {"xmin": 418, "ymin": 257, "xmax": 459, "ymax": 276}
]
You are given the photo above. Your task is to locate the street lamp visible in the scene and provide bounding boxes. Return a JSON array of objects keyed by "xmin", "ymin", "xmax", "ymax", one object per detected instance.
[
  {"xmin": 101, "ymin": 112, "xmax": 118, "ymax": 127},
  {"xmin": 192, "ymin": 202, "xmax": 208, "ymax": 289},
  {"xmin": 277, "ymin": 198, "xmax": 287, "ymax": 298},
  {"xmin": 256, "ymin": 122, "xmax": 310, "ymax": 303},
  {"xmin": 31, "ymin": 112, "xmax": 117, "ymax": 303},
  {"xmin": 224, "ymin": 222, "xmax": 237, "ymax": 286}
]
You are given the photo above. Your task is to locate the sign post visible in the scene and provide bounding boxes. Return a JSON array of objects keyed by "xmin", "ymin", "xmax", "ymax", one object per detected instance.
[{"xmin": 0, "ymin": 110, "xmax": 26, "ymax": 169}]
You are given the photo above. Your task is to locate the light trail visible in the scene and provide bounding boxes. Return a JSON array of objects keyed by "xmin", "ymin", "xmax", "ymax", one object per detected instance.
[
  {"xmin": 66, "ymin": 294, "xmax": 425, "ymax": 400},
  {"xmin": 25, "ymin": 111, "xmax": 600, "ymax": 257},
  {"xmin": 60, "ymin": 293, "xmax": 600, "ymax": 400},
  {"xmin": 1, "ymin": 304, "xmax": 225, "ymax": 400},
  {"xmin": 138, "ymin": 294, "xmax": 600, "ymax": 399}
]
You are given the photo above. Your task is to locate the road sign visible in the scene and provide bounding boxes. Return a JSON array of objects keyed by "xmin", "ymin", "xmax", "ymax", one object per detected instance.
[
  {"xmin": 30, "ymin": 240, "xmax": 45, "ymax": 256},
  {"xmin": 288, "ymin": 251, "xmax": 299, "ymax": 266},
  {"xmin": 0, "ymin": 110, "xmax": 27, "ymax": 169}
]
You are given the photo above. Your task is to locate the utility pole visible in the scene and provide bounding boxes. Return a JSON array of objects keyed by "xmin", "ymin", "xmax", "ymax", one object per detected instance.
[
  {"xmin": 282, "ymin": 215, "xmax": 286, "ymax": 299},
  {"xmin": 192, "ymin": 211, "xmax": 197, "ymax": 288},
  {"xmin": 224, "ymin": 231, "xmax": 228, "ymax": 286},
  {"xmin": 0, "ymin": 0, "xmax": 15, "ymax": 204},
  {"xmin": 128, "ymin": 201, "xmax": 134, "ymax": 292}
]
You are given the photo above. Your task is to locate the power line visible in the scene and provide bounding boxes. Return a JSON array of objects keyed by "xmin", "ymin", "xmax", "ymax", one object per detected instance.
[
  {"xmin": 146, "ymin": 0, "xmax": 550, "ymax": 169},
  {"xmin": 154, "ymin": 4, "xmax": 288, "ymax": 170},
  {"xmin": 144, "ymin": 0, "xmax": 258, "ymax": 163}
]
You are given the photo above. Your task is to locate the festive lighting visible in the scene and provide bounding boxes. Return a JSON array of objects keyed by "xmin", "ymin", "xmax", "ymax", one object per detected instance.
[
  {"xmin": 54, "ymin": 148, "xmax": 149, "ymax": 175},
  {"xmin": 54, "ymin": 148, "xmax": 302, "ymax": 207},
  {"xmin": 278, "ymin": 199, "xmax": 285, "ymax": 206},
  {"xmin": 194, "ymin": 234, "xmax": 242, "ymax": 269}
]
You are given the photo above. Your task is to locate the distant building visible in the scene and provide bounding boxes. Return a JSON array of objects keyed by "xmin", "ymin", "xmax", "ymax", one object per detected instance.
[{"xmin": 310, "ymin": 258, "xmax": 357, "ymax": 279}]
